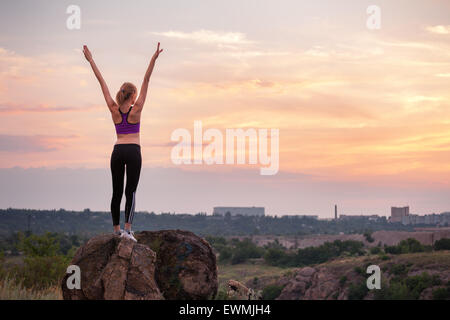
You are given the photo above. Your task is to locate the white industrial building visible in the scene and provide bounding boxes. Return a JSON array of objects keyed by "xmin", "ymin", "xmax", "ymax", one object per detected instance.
[
  {"xmin": 401, "ymin": 212, "xmax": 450, "ymax": 226},
  {"xmin": 213, "ymin": 207, "xmax": 265, "ymax": 216}
]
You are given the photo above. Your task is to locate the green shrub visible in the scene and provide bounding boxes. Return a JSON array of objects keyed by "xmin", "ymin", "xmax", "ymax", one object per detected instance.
[
  {"xmin": 384, "ymin": 281, "xmax": 411, "ymax": 299},
  {"xmin": 293, "ymin": 240, "xmax": 364, "ymax": 267},
  {"xmin": 390, "ymin": 264, "xmax": 409, "ymax": 276},
  {"xmin": 215, "ymin": 237, "xmax": 265, "ymax": 265},
  {"xmin": 16, "ymin": 232, "xmax": 59, "ymax": 257},
  {"xmin": 215, "ymin": 288, "xmax": 230, "ymax": 300},
  {"xmin": 385, "ymin": 238, "xmax": 425, "ymax": 255},
  {"xmin": 231, "ymin": 250, "xmax": 248, "ymax": 265},
  {"xmin": 353, "ymin": 266, "xmax": 365, "ymax": 276},
  {"xmin": 370, "ymin": 246, "xmax": 382, "ymax": 255},
  {"xmin": 218, "ymin": 247, "xmax": 232, "ymax": 263},
  {"xmin": 348, "ymin": 282, "xmax": 368, "ymax": 300},
  {"xmin": 404, "ymin": 273, "xmax": 440, "ymax": 298},
  {"xmin": 434, "ymin": 238, "xmax": 450, "ymax": 251},
  {"xmin": 384, "ymin": 245, "xmax": 401, "ymax": 254},
  {"xmin": 10, "ymin": 255, "xmax": 70, "ymax": 290},
  {"xmin": 375, "ymin": 272, "xmax": 440, "ymax": 300},
  {"xmin": 0, "ymin": 250, "xmax": 5, "ymax": 280},
  {"xmin": 262, "ymin": 284, "xmax": 284, "ymax": 300},
  {"xmin": 230, "ymin": 238, "xmax": 264, "ymax": 265},
  {"xmin": 205, "ymin": 236, "xmax": 227, "ymax": 247},
  {"xmin": 264, "ymin": 248, "xmax": 294, "ymax": 267},
  {"xmin": 364, "ymin": 231, "xmax": 375, "ymax": 243},
  {"xmin": 432, "ymin": 287, "xmax": 450, "ymax": 300},
  {"xmin": 8, "ymin": 232, "xmax": 73, "ymax": 290},
  {"xmin": 339, "ymin": 276, "xmax": 347, "ymax": 287}
]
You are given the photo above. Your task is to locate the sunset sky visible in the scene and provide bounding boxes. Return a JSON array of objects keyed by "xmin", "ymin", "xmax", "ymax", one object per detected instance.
[{"xmin": 1, "ymin": 0, "xmax": 450, "ymax": 216}]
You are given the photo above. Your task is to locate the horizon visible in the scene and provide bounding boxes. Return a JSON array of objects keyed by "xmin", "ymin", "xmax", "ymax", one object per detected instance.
[{"xmin": 3, "ymin": 207, "xmax": 450, "ymax": 218}]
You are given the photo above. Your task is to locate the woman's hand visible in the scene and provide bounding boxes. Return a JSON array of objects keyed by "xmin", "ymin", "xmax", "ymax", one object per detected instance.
[
  {"xmin": 135, "ymin": 42, "xmax": 163, "ymax": 109},
  {"xmin": 151, "ymin": 42, "xmax": 163, "ymax": 61},
  {"xmin": 83, "ymin": 45, "xmax": 116, "ymax": 108},
  {"xmin": 83, "ymin": 45, "xmax": 93, "ymax": 62}
]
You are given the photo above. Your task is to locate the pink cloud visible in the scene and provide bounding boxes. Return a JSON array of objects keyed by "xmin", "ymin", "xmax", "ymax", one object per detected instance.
[
  {"xmin": 0, "ymin": 102, "xmax": 103, "ymax": 114},
  {"xmin": 0, "ymin": 134, "xmax": 77, "ymax": 153}
]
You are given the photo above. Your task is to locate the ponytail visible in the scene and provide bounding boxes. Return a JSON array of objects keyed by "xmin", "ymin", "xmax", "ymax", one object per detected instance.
[{"xmin": 116, "ymin": 82, "xmax": 137, "ymax": 105}]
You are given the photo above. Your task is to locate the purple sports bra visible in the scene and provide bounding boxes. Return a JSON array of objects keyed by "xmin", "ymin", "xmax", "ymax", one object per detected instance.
[{"xmin": 114, "ymin": 106, "xmax": 140, "ymax": 134}]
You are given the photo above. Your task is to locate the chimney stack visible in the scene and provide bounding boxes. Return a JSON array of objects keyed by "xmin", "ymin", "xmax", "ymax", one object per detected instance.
[{"xmin": 335, "ymin": 205, "xmax": 338, "ymax": 220}]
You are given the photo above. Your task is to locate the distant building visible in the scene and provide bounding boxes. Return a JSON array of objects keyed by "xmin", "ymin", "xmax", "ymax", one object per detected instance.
[
  {"xmin": 402, "ymin": 212, "xmax": 450, "ymax": 226},
  {"xmin": 319, "ymin": 218, "xmax": 334, "ymax": 221},
  {"xmin": 334, "ymin": 205, "xmax": 338, "ymax": 220},
  {"xmin": 213, "ymin": 207, "xmax": 265, "ymax": 216},
  {"xmin": 339, "ymin": 214, "xmax": 380, "ymax": 221},
  {"xmin": 283, "ymin": 215, "xmax": 318, "ymax": 220},
  {"xmin": 389, "ymin": 206, "xmax": 450, "ymax": 226},
  {"xmin": 390, "ymin": 206, "xmax": 409, "ymax": 223}
]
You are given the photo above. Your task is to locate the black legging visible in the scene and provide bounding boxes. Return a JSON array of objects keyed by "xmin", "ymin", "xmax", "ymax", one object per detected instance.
[{"xmin": 110, "ymin": 143, "xmax": 142, "ymax": 226}]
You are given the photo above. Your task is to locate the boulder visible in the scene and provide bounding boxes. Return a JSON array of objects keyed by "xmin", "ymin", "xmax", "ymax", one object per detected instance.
[
  {"xmin": 61, "ymin": 229, "xmax": 218, "ymax": 300},
  {"xmin": 277, "ymin": 266, "xmax": 341, "ymax": 300},
  {"xmin": 277, "ymin": 267, "xmax": 317, "ymax": 300},
  {"xmin": 136, "ymin": 229, "xmax": 218, "ymax": 300},
  {"xmin": 227, "ymin": 279, "xmax": 261, "ymax": 300},
  {"xmin": 61, "ymin": 234, "xmax": 163, "ymax": 300}
]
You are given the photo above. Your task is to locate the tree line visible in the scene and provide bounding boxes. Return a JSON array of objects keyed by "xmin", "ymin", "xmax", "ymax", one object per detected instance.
[{"xmin": 0, "ymin": 208, "xmax": 415, "ymax": 237}]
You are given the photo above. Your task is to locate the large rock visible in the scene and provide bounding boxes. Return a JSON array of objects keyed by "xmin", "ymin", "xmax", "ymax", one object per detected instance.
[
  {"xmin": 275, "ymin": 251, "xmax": 450, "ymax": 300},
  {"xmin": 136, "ymin": 229, "xmax": 218, "ymax": 300},
  {"xmin": 277, "ymin": 267, "xmax": 317, "ymax": 300},
  {"xmin": 227, "ymin": 279, "xmax": 261, "ymax": 300},
  {"xmin": 277, "ymin": 266, "xmax": 341, "ymax": 300},
  {"xmin": 61, "ymin": 230, "xmax": 218, "ymax": 300},
  {"xmin": 61, "ymin": 234, "xmax": 163, "ymax": 300}
]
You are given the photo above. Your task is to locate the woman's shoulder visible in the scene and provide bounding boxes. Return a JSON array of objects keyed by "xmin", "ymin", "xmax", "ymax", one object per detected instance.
[{"xmin": 109, "ymin": 103, "xmax": 120, "ymax": 114}]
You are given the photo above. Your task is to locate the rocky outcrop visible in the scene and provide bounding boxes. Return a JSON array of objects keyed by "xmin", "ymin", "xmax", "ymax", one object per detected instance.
[
  {"xmin": 136, "ymin": 230, "xmax": 218, "ymax": 300},
  {"xmin": 61, "ymin": 234, "xmax": 163, "ymax": 300},
  {"xmin": 227, "ymin": 280, "xmax": 261, "ymax": 300},
  {"xmin": 61, "ymin": 230, "xmax": 218, "ymax": 300},
  {"xmin": 276, "ymin": 251, "xmax": 450, "ymax": 300},
  {"xmin": 277, "ymin": 267, "xmax": 316, "ymax": 300},
  {"xmin": 277, "ymin": 266, "xmax": 345, "ymax": 300}
]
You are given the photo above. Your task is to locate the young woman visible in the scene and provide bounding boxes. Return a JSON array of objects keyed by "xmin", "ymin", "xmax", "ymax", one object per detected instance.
[{"xmin": 83, "ymin": 43, "xmax": 163, "ymax": 241}]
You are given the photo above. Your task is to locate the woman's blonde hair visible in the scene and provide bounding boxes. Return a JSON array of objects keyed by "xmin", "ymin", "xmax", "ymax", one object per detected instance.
[{"xmin": 116, "ymin": 82, "xmax": 137, "ymax": 105}]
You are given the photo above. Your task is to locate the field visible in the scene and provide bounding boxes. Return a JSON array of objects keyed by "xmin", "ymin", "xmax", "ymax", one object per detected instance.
[
  {"xmin": 2, "ymin": 252, "xmax": 450, "ymax": 299},
  {"xmin": 217, "ymin": 258, "xmax": 295, "ymax": 292},
  {"xmin": 1, "ymin": 232, "xmax": 449, "ymax": 300},
  {"xmin": 0, "ymin": 277, "xmax": 61, "ymax": 300}
]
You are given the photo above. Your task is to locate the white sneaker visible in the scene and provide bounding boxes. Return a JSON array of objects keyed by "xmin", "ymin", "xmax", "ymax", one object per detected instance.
[
  {"xmin": 121, "ymin": 230, "xmax": 137, "ymax": 242},
  {"xmin": 114, "ymin": 229, "xmax": 124, "ymax": 236}
]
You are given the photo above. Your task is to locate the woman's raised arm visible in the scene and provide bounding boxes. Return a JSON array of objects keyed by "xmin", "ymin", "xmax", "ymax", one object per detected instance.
[
  {"xmin": 83, "ymin": 45, "xmax": 117, "ymax": 110},
  {"xmin": 134, "ymin": 42, "xmax": 163, "ymax": 111}
]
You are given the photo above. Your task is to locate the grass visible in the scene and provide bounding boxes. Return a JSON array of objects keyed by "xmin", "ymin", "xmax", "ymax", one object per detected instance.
[
  {"xmin": 1, "ymin": 250, "xmax": 448, "ymax": 300},
  {"xmin": 217, "ymin": 251, "xmax": 450, "ymax": 296},
  {"xmin": 318, "ymin": 250, "xmax": 450, "ymax": 271},
  {"xmin": 217, "ymin": 259, "xmax": 295, "ymax": 292},
  {"xmin": 0, "ymin": 277, "xmax": 62, "ymax": 300},
  {"xmin": 1, "ymin": 256, "xmax": 63, "ymax": 300},
  {"xmin": 392, "ymin": 251, "xmax": 450, "ymax": 269}
]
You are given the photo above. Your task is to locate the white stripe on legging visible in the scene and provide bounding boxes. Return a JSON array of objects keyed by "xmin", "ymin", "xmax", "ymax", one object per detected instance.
[{"xmin": 129, "ymin": 191, "xmax": 136, "ymax": 224}]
